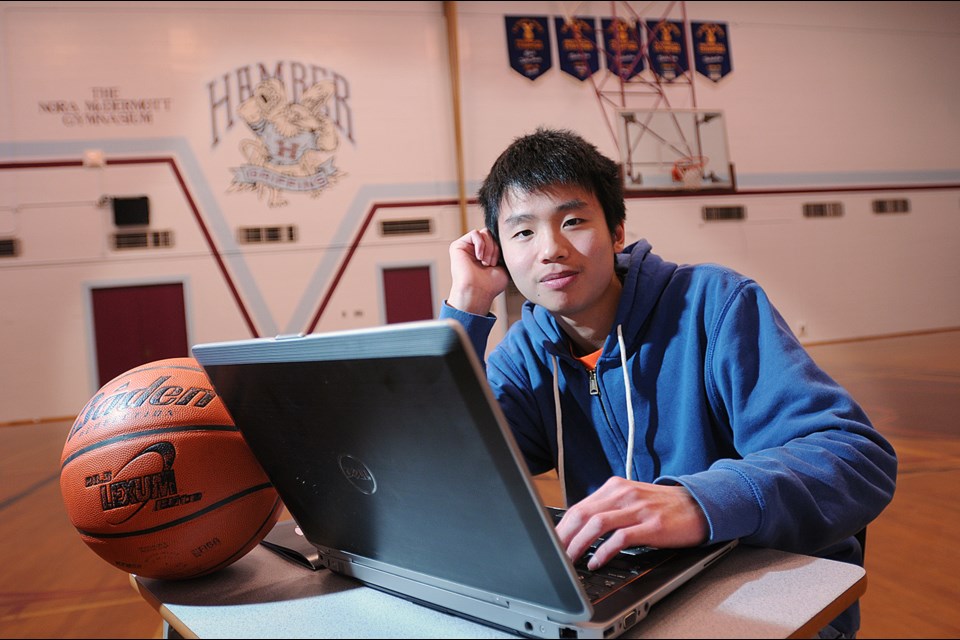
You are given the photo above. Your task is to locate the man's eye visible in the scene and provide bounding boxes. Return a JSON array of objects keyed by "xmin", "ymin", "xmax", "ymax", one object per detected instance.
[
  {"xmin": 512, "ymin": 229, "xmax": 532, "ymax": 239},
  {"xmin": 564, "ymin": 217, "xmax": 584, "ymax": 227}
]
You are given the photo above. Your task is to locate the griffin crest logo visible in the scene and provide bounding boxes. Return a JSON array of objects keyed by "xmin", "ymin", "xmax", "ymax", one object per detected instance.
[{"xmin": 229, "ymin": 78, "xmax": 343, "ymax": 207}]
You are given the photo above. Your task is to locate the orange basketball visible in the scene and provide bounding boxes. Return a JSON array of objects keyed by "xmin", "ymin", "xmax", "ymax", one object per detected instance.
[{"xmin": 59, "ymin": 357, "xmax": 283, "ymax": 580}]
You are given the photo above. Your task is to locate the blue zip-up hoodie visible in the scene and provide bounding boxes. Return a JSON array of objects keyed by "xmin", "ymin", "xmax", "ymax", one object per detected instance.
[{"xmin": 442, "ymin": 239, "xmax": 897, "ymax": 635}]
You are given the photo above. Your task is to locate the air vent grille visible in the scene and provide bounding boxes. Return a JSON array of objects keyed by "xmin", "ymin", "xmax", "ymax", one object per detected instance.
[
  {"xmin": 0, "ymin": 238, "xmax": 19, "ymax": 257},
  {"xmin": 112, "ymin": 230, "xmax": 173, "ymax": 250},
  {"xmin": 380, "ymin": 219, "xmax": 433, "ymax": 236},
  {"xmin": 803, "ymin": 202, "xmax": 844, "ymax": 218},
  {"xmin": 702, "ymin": 205, "xmax": 745, "ymax": 221},
  {"xmin": 238, "ymin": 225, "xmax": 298, "ymax": 244},
  {"xmin": 872, "ymin": 199, "xmax": 910, "ymax": 214}
]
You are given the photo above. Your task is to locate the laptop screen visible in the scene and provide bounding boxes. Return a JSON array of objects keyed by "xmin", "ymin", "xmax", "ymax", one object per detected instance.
[{"xmin": 194, "ymin": 320, "xmax": 589, "ymax": 617}]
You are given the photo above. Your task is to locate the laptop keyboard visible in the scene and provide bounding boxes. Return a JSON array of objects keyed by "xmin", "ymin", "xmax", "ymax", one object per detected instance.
[
  {"xmin": 574, "ymin": 547, "xmax": 677, "ymax": 602},
  {"xmin": 548, "ymin": 507, "xmax": 678, "ymax": 603}
]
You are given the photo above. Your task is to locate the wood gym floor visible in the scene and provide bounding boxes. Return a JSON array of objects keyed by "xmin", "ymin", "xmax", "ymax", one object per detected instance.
[{"xmin": 1, "ymin": 329, "xmax": 958, "ymax": 638}]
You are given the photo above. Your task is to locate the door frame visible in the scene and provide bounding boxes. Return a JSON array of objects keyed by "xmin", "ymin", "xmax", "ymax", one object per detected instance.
[
  {"xmin": 82, "ymin": 276, "xmax": 194, "ymax": 395},
  {"xmin": 376, "ymin": 260, "xmax": 437, "ymax": 326}
]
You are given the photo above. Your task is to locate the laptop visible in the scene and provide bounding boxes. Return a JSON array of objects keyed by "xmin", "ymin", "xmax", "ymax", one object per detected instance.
[{"xmin": 192, "ymin": 319, "xmax": 737, "ymax": 639}]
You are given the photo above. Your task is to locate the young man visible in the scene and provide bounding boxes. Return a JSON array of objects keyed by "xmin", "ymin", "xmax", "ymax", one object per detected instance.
[{"xmin": 440, "ymin": 127, "xmax": 897, "ymax": 638}]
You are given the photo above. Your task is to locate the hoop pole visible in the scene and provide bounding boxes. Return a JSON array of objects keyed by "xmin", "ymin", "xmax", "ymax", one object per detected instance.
[{"xmin": 443, "ymin": 1, "xmax": 468, "ymax": 235}]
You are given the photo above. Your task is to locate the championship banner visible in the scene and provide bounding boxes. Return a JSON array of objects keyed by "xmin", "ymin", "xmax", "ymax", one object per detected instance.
[
  {"xmin": 505, "ymin": 16, "xmax": 552, "ymax": 81},
  {"xmin": 645, "ymin": 19, "xmax": 689, "ymax": 81},
  {"xmin": 554, "ymin": 16, "xmax": 600, "ymax": 80},
  {"xmin": 691, "ymin": 21, "xmax": 733, "ymax": 82},
  {"xmin": 601, "ymin": 17, "xmax": 644, "ymax": 80}
]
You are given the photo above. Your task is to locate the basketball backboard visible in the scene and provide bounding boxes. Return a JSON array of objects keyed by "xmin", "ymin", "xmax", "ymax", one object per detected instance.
[{"xmin": 616, "ymin": 108, "xmax": 735, "ymax": 192}]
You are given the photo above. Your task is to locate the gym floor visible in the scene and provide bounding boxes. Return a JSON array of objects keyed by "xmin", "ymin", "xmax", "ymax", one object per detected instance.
[{"xmin": 1, "ymin": 329, "xmax": 959, "ymax": 638}]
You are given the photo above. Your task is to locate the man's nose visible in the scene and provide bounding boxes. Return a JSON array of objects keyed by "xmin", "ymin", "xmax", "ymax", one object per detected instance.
[{"xmin": 539, "ymin": 229, "xmax": 568, "ymax": 262}]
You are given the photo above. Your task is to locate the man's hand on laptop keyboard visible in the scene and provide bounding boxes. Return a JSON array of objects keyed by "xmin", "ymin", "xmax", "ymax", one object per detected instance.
[{"xmin": 554, "ymin": 476, "xmax": 709, "ymax": 570}]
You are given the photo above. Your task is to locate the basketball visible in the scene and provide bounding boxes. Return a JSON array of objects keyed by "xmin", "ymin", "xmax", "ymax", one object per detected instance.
[{"xmin": 59, "ymin": 357, "xmax": 283, "ymax": 580}]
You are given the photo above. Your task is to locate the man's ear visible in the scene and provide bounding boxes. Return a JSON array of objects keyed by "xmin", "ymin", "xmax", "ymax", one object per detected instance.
[{"xmin": 613, "ymin": 222, "xmax": 626, "ymax": 252}]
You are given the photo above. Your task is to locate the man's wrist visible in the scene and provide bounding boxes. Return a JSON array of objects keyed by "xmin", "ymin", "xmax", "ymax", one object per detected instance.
[{"xmin": 447, "ymin": 289, "xmax": 495, "ymax": 316}]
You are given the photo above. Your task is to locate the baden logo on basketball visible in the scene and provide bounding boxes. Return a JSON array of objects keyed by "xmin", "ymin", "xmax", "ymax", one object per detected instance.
[{"xmin": 68, "ymin": 372, "xmax": 218, "ymax": 442}]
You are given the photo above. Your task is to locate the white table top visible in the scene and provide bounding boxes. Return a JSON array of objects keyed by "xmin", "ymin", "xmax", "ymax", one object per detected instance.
[{"xmin": 132, "ymin": 543, "xmax": 865, "ymax": 639}]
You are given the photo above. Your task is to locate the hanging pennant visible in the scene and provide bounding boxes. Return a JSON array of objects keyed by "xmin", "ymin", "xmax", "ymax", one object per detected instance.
[
  {"xmin": 645, "ymin": 19, "xmax": 689, "ymax": 81},
  {"xmin": 601, "ymin": 17, "xmax": 644, "ymax": 80},
  {"xmin": 505, "ymin": 16, "xmax": 552, "ymax": 81},
  {"xmin": 691, "ymin": 21, "xmax": 733, "ymax": 82},
  {"xmin": 554, "ymin": 16, "xmax": 600, "ymax": 81}
]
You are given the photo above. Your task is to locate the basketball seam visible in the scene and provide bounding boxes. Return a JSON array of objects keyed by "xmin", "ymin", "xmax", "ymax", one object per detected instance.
[
  {"xmin": 74, "ymin": 482, "xmax": 275, "ymax": 539},
  {"xmin": 194, "ymin": 496, "xmax": 283, "ymax": 577},
  {"xmin": 60, "ymin": 424, "xmax": 240, "ymax": 470}
]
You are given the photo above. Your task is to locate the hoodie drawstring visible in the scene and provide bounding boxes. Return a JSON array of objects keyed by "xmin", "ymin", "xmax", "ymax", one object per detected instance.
[
  {"xmin": 617, "ymin": 324, "xmax": 636, "ymax": 481},
  {"xmin": 551, "ymin": 354, "xmax": 568, "ymax": 508},
  {"xmin": 552, "ymin": 324, "xmax": 636, "ymax": 506}
]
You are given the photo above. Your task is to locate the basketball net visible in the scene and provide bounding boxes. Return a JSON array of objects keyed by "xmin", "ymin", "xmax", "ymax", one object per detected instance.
[{"xmin": 672, "ymin": 156, "xmax": 707, "ymax": 189}]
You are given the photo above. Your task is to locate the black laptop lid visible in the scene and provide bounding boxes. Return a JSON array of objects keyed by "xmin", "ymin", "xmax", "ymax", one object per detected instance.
[{"xmin": 194, "ymin": 320, "xmax": 588, "ymax": 617}]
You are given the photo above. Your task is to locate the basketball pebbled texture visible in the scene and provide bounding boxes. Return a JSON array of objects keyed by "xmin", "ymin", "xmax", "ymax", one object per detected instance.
[{"xmin": 60, "ymin": 357, "xmax": 283, "ymax": 580}]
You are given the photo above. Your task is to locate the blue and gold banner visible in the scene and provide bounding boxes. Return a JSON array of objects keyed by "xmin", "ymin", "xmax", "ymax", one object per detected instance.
[
  {"xmin": 505, "ymin": 16, "xmax": 552, "ymax": 81},
  {"xmin": 646, "ymin": 19, "xmax": 689, "ymax": 81},
  {"xmin": 554, "ymin": 16, "xmax": 600, "ymax": 81},
  {"xmin": 691, "ymin": 21, "xmax": 732, "ymax": 82},
  {"xmin": 601, "ymin": 17, "xmax": 643, "ymax": 80}
]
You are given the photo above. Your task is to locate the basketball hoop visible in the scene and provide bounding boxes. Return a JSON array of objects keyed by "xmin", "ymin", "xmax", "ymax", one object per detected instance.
[{"xmin": 671, "ymin": 156, "xmax": 708, "ymax": 188}]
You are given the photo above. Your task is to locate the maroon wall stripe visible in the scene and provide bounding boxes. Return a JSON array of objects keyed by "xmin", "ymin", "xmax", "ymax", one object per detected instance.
[
  {"xmin": 305, "ymin": 199, "xmax": 463, "ymax": 333},
  {"xmin": 0, "ymin": 157, "xmax": 260, "ymax": 339}
]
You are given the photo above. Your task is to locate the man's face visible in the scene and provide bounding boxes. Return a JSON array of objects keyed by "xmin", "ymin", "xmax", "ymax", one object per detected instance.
[{"xmin": 497, "ymin": 184, "xmax": 625, "ymax": 325}]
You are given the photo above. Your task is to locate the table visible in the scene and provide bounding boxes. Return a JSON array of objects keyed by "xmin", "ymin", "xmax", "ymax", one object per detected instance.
[{"xmin": 132, "ymin": 542, "xmax": 865, "ymax": 639}]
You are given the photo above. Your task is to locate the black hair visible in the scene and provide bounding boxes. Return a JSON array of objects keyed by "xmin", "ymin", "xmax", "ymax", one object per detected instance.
[{"xmin": 477, "ymin": 127, "xmax": 626, "ymax": 244}]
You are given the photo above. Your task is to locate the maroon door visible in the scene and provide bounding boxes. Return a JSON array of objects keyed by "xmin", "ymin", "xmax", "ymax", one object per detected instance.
[
  {"xmin": 382, "ymin": 266, "xmax": 433, "ymax": 324},
  {"xmin": 91, "ymin": 282, "xmax": 189, "ymax": 386}
]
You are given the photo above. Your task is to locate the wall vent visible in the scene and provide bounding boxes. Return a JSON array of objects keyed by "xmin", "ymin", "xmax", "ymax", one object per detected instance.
[
  {"xmin": 111, "ymin": 196, "xmax": 150, "ymax": 227},
  {"xmin": 803, "ymin": 202, "xmax": 844, "ymax": 218},
  {"xmin": 0, "ymin": 238, "xmax": 19, "ymax": 257},
  {"xmin": 380, "ymin": 218, "xmax": 433, "ymax": 236},
  {"xmin": 111, "ymin": 230, "xmax": 173, "ymax": 250},
  {"xmin": 702, "ymin": 205, "xmax": 745, "ymax": 221},
  {"xmin": 872, "ymin": 198, "xmax": 910, "ymax": 214},
  {"xmin": 237, "ymin": 225, "xmax": 298, "ymax": 244}
]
